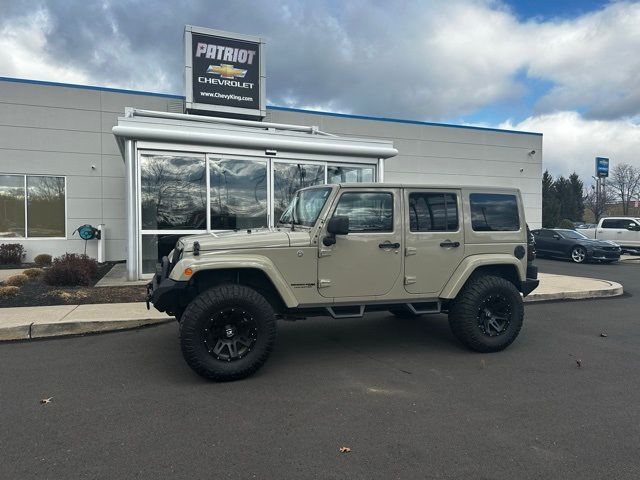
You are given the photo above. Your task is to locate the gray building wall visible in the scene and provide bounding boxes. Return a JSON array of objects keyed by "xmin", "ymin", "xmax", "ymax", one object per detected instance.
[{"xmin": 0, "ymin": 78, "xmax": 542, "ymax": 262}]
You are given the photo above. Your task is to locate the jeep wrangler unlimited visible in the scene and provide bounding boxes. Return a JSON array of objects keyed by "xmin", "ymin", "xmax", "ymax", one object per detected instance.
[{"xmin": 147, "ymin": 184, "xmax": 538, "ymax": 381}]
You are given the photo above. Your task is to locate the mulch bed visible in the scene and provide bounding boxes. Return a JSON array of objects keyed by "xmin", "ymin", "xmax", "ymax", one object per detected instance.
[{"xmin": 0, "ymin": 262, "xmax": 147, "ymax": 308}]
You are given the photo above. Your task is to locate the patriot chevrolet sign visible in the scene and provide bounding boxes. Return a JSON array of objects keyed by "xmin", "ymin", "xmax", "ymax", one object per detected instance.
[{"xmin": 185, "ymin": 25, "xmax": 266, "ymax": 118}]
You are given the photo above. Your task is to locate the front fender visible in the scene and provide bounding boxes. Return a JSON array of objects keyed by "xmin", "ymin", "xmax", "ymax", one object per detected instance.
[
  {"xmin": 170, "ymin": 254, "xmax": 299, "ymax": 308},
  {"xmin": 440, "ymin": 254, "xmax": 525, "ymax": 299}
]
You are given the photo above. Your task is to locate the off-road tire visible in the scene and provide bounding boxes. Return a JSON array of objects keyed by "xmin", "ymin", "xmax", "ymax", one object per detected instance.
[
  {"xmin": 388, "ymin": 306, "xmax": 422, "ymax": 318},
  {"xmin": 180, "ymin": 284, "xmax": 277, "ymax": 381},
  {"xmin": 448, "ymin": 275, "xmax": 524, "ymax": 353}
]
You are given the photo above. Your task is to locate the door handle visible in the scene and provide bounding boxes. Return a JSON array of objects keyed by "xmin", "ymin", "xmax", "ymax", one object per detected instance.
[
  {"xmin": 440, "ymin": 241, "xmax": 460, "ymax": 248},
  {"xmin": 379, "ymin": 242, "xmax": 400, "ymax": 249}
]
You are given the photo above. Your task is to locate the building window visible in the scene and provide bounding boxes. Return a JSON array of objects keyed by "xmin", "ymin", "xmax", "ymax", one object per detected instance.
[
  {"xmin": 0, "ymin": 174, "xmax": 65, "ymax": 238},
  {"xmin": 140, "ymin": 154, "xmax": 206, "ymax": 230},
  {"xmin": 210, "ymin": 158, "xmax": 267, "ymax": 230},
  {"xmin": 334, "ymin": 192, "xmax": 393, "ymax": 232},
  {"xmin": 470, "ymin": 193, "xmax": 520, "ymax": 232},
  {"xmin": 273, "ymin": 162, "xmax": 325, "ymax": 223},
  {"xmin": 409, "ymin": 192, "xmax": 458, "ymax": 232},
  {"xmin": 328, "ymin": 165, "xmax": 374, "ymax": 183}
]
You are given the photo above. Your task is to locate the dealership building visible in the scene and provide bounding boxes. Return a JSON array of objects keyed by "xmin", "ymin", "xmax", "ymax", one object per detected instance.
[{"xmin": 0, "ymin": 72, "xmax": 542, "ymax": 280}]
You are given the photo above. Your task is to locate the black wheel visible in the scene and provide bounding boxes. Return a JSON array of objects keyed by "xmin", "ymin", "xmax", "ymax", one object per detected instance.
[
  {"xmin": 570, "ymin": 246, "xmax": 587, "ymax": 263},
  {"xmin": 180, "ymin": 284, "xmax": 277, "ymax": 381},
  {"xmin": 388, "ymin": 306, "xmax": 422, "ymax": 318},
  {"xmin": 448, "ymin": 275, "xmax": 524, "ymax": 353}
]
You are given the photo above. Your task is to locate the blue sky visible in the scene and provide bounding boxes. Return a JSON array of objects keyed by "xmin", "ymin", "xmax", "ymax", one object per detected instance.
[{"xmin": 0, "ymin": 0, "xmax": 638, "ymax": 181}]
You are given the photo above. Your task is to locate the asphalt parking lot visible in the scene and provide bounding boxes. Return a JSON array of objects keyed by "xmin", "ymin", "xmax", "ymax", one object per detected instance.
[{"xmin": 1, "ymin": 258, "xmax": 639, "ymax": 479}]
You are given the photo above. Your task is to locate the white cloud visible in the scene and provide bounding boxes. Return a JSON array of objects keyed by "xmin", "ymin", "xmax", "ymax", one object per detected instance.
[
  {"xmin": 0, "ymin": 9, "xmax": 89, "ymax": 84},
  {"xmin": 500, "ymin": 112, "xmax": 640, "ymax": 183}
]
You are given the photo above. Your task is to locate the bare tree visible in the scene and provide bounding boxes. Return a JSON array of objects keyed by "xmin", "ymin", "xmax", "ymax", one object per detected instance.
[
  {"xmin": 608, "ymin": 163, "xmax": 640, "ymax": 215},
  {"xmin": 584, "ymin": 184, "xmax": 616, "ymax": 222}
]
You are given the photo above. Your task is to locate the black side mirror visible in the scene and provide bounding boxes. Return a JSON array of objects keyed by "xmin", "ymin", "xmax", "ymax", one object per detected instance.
[
  {"xmin": 627, "ymin": 223, "xmax": 639, "ymax": 231},
  {"xmin": 328, "ymin": 216, "xmax": 349, "ymax": 235},
  {"xmin": 553, "ymin": 234, "xmax": 561, "ymax": 240},
  {"xmin": 323, "ymin": 216, "xmax": 349, "ymax": 246}
]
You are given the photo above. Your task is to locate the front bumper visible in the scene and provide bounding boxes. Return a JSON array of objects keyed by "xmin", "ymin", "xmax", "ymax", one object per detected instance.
[
  {"xmin": 146, "ymin": 256, "xmax": 188, "ymax": 313},
  {"xmin": 588, "ymin": 249, "xmax": 621, "ymax": 261}
]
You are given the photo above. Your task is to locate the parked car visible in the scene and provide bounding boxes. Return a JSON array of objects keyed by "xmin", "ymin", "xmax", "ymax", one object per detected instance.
[
  {"xmin": 580, "ymin": 217, "xmax": 640, "ymax": 253},
  {"xmin": 532, "ymin": 228, "xmax": 621, "ymax": 263},
  {"xmin": 148, "ymin": 184, "xmax": 539, "ymax": 381}
]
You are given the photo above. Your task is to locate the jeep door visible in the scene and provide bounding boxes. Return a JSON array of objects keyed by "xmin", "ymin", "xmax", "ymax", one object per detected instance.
[
  {"xmin": 317, "ymin": 188, "xmax": 402, "ymax": 298},
  {"xmin": 403, "ymin": 189, "xmax": 465, "ymax": 295}
]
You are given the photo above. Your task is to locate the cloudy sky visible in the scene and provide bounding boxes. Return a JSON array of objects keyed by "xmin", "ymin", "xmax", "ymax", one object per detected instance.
[{"xmin": 1, "ymin": 0, "xmax": 639, "ymax": 182}]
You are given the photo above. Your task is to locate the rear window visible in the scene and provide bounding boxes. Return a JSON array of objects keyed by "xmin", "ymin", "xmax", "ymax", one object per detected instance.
[{"xmin": 470, "ymin": 193, "xmax": 520, "ymax": 232}]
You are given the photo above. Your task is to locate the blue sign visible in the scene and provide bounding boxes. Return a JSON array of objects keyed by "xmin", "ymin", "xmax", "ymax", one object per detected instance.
[{"xmin": 596, "ymin": 157, "xmax": 609, "ymax": 177}]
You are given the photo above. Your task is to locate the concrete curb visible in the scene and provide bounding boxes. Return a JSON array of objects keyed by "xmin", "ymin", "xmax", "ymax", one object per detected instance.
[
  {"xmin": 525, "ymin": 274, "xmax": 623, "ymax": 303},
  {"xmin": 620, "ymin": 255, "xmax": 640, "ymax": 264},
  {"xmin": 29, "ymin": 317, "xmax": 174, "ymax": 339}
]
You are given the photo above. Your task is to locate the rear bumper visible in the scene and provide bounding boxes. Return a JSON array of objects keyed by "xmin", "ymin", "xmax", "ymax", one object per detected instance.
[{"xmin": 522, "ymin": 263, "xmax": 539, "ymax": 297}]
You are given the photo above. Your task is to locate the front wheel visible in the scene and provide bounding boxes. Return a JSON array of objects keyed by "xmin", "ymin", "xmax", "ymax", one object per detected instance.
[
  {"xmin": 448, "ymin": 275, "xmax": 524, "ymax": 353},
  {"xmin": 179, "ymin": 284, "xmax": 277, "ymax": 381},
  {"xmin": 570, "ymin": 246, "xmax": 587, "ymax": 263}
]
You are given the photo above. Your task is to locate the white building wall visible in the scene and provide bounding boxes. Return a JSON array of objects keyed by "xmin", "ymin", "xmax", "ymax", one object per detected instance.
[{"xmin": 0, "ymin": 78, "xmax": 543, "ymax": 262}]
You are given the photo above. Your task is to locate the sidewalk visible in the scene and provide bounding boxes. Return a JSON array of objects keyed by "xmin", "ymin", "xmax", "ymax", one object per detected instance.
[{"xmin": 0, "ymin": 273, "xmax": 624, "ymax": 341}]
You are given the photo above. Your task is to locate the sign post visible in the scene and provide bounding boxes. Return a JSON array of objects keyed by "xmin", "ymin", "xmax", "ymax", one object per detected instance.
[{"xmin": 184, "ymin": 25, "xmax": 266, "ymax": 118}]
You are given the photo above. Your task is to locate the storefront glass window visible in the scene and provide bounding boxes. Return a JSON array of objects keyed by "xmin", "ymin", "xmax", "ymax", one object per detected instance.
[
  {"xmin": 328, "ymin": 165, "xmax": 375, "ymax": 183},
  {"xmin": 0, "ymin": 175, "xmax": 25, "ymax": 238},
  {"xmin": 140, "ymin": 154, "xmax": 206, "ymax": 230},
  {"xmin": 141, "ymin": 233, "xmax": 184, "ymax": 274},
  {"xmin": 26, "ymin": 176, "xmax": 65, "ymax": 237},
  {"xmin": 273, "ymin": 163, "xmax": 325, "ymax": 222},
  {"xmin": 210, "ymin": 158, "xmax": 267, "ymax": 229}
]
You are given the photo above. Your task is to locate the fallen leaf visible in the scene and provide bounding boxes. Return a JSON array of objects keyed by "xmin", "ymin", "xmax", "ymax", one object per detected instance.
[
  {"xmin": 576, "ymin": 359, "xmax": 582, "ymax": 368},
  {"xmin": 600, "ymin": 333, "xmax": 608, "ymax": 338},
  {"xmin": 40, "ymin": 397, "xmax": 53, "ymax": 405},
  {"xmin": 480, "ymin": 359, "xmax": 486, "ymax": 369},
  {"xmin": 339, "ymin": 447, "xmax": 351, "ymax": 453}
]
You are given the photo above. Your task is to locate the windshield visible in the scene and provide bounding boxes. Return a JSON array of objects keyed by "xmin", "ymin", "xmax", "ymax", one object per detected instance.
[
  {"xmin": 557, "ymin": 229, "xmax": 587, "ymax": 239},
  {"xmin": 278, "ymin": 187, "xmax": 331, "ymax": 227}
]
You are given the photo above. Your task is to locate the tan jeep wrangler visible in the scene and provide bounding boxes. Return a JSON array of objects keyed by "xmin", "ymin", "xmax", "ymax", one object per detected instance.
[{"xmin": 147, "ymin": 183, "xmax": 539, "ymax": 381}]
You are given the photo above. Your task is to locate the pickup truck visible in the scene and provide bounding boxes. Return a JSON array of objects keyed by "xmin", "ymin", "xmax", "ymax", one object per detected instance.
[{"xmin": 581, "ymin": 217, "xmax": 640, "ymax": 252}]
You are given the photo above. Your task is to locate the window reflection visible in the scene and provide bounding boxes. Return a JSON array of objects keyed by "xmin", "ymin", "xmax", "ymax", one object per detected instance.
[
  {"xmin": 470, "ymin": 193, "xmax": 519, "ymax": 231},
  {"xmin": 0, "ymin": 175, "xmax": 25, "ymax": 237},
  {"xmin": 273, "ymin": 163, "xmax": 325, "ymax": 222},
  {"xmin": 141, "ymin": 233, "xmax": 184, "ymax": 274},
  {"xmin": 328, "ymin": 165, "xmax": 374, "ymax": 183},
  {"xmin": 140, "ymin": 155, "xmax": 206, "ymax": 230},
  {"xmin": 210, "ymin": 159, "xmax": 267, "ymax": 230},
  {"xmin": 334, "ymin": 192, "xmax": 393, "ymax": 232},
  {"xmin": 26, "ymin": 176, "xmax": 65, "ymax": 237}
]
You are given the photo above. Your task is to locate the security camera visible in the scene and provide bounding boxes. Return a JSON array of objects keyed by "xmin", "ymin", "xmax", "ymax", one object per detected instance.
[{"xmin": 528, "ymin": 150, "xmax": 536, "ymax": 155}]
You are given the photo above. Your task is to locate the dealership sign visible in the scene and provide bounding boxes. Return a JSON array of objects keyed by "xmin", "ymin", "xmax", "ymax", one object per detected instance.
[
  {"xmin": 595, "ymin": 157, "xmax": 609, "ymax": 178},
  {"xmin": 184, "ymin": 25, "xmax": 265, "ymax": 118}
]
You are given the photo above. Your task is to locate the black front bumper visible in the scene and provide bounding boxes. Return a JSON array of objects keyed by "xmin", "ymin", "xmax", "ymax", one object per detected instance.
[{"xmin": 146, "ymin": 256, "xmax": 188, "ymax": 313}]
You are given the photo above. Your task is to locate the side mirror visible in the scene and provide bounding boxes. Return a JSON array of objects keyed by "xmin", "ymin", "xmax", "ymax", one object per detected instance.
[
  {"xmin": 323, "ymin": 216, "xmax": 349, "ymax": 246},
  {"xmin": 627, "ymin": 223, "xmax": 639, "ymax": 231},
  {"xmin": 327, "ymin": 216, "xmax": 349, "ymax": 235},
  {"xmin": 553, "ymin": 234, "xmax": 561, "ymax": 240}
]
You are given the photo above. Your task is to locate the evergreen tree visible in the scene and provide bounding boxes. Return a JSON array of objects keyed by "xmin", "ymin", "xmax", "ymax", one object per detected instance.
[{"xmin": 542, "ymin": 170, "xmax": 560, "ymax": 227}]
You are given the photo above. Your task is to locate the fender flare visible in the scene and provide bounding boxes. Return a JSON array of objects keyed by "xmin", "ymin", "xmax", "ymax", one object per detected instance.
[
  {"xmin": 440, "ymin": 254, "xmax": 525, "ymax": 299},
  {"xmin": 171, "ymin": 254, "xmax": 299, "ymax": 308}
]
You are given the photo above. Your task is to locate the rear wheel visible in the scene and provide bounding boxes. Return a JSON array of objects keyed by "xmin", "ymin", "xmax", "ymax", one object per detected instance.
[
  {"xmin": 179, "ymin": 284, "xmax": 277, "ymax": 381},
  {"xmin": 448, "ymin": 275, "xmax": 524, "ymax": 353},
  {"xmin": 570, "ymin": 246, "xmax": 587, "ymax": 263}
]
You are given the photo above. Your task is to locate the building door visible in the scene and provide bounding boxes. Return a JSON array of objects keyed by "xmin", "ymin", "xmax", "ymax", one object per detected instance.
[
  {"xmin": 317, "ymin": 188, "xmax": 402, "ymax": 298},
  {"xmin": 403, "ymin": 189, "xmax": 465, "ymax": 295}
]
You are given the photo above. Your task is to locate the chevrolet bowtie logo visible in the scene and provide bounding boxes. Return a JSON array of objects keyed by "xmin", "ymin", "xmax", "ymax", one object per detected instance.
[{"xmin": 206, "ymin": 64, "xmax": 247, "ymax": 80}]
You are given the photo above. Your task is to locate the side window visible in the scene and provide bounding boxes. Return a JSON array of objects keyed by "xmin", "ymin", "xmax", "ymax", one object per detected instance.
[
  {"xmin": 470, "ymin": 193, "xmax": 520, "ymax": 232},
  {"xmin": 601, "ymin": 219, "xmax": 626, "ymax": 229},
  {"xmin": 409, "ymin": 192, "xmax": 458, "ymax": 232},
  {"xmin": 537, "ymin": 229, "xmax": 553, "ymax": 238},
  {"xmin": 333, "ymin": 192, "xmax": 393, "ymax": 232}
]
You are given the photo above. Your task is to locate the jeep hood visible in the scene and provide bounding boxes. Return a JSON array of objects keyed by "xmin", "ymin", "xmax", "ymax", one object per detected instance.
[{"xmin": 179, "ymin": 228, "xmax": 311, "ymax": 252}]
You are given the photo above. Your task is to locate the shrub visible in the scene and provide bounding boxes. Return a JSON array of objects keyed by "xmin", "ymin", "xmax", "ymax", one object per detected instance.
[
  {"xmin": 558, "ymin": 219, "xmax": 576, "ymax": 229},
  {"xmin": 23, "ymin": 268, "xmax": 44, "ymax": 279},
  {"xmin": 0, "ymin": 243, "xmax": 26, "ymax": 264},
  {"xmin": 34, "ymin": 254, "xmax": 52, "ymax": 266},
  {"xmin": 4, "ymin": 274, "xmax": 28, "ymax": 287},
  {"xmin": 43, "ymin": 253, "xmax": 98, "ymax": 287},
  {"xmin": 0, "ymin": 286, "xmax": 20, "ymax": 299}
]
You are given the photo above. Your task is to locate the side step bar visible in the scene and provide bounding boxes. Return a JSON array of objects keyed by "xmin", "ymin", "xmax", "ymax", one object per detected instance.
[{"xmin": 325, "ymin": 301, "xmax": 441, "ymax": 319}]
